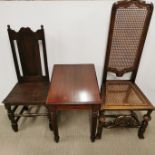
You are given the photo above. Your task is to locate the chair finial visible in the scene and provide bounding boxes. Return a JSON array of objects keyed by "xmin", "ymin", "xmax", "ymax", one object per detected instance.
[
  {"xmin": 41, "ymin": 25, "xmax": 44, "ymax": 29},
  {"xmin": 7, "ymin": 25, "xmax": 10, "ymax": 29}
]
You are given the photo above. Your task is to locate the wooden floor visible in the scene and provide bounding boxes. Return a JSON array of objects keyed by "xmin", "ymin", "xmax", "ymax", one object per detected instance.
[{"xmin": 0, "ymin": 105, "xmax": 155, "ymax": 155}]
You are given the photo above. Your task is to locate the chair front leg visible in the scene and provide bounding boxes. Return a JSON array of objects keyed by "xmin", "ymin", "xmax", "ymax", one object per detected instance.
[
  {"xmin": 5, "ymin": 105, "xmax": 18, "ymax": 132},
  {"xmin": 138, "ymin": 110, "xmax": 152, "ymax": 139}
]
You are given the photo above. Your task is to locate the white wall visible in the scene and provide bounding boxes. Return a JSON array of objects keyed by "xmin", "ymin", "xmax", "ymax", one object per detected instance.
[{"xmin": 0, "ymin": 1, "xmax": 155, "ymax": 105}]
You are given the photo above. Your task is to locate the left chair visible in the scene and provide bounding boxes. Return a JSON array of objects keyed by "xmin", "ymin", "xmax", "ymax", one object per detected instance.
[{"xmin": 3, "ymin": 25, "xmax": 50, "ymax": 132}]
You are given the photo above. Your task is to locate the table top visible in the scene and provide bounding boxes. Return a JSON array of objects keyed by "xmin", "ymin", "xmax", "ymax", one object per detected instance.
[{"xmin": 46, "ymin": 64, "xmax": 101, "ymax": 105}]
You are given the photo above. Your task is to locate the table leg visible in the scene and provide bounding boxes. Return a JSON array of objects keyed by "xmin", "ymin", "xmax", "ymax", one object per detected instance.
[
  {"xmin": 50, "ymin": 108, "xmax": 59, "ymax": 142},
  {"xmin": 48, "ymin": 111, "xmax": 53, "ymax": 131},
  {"xmin": 91, "ymin": 107, "xmax": 98, "ymax": 142}
]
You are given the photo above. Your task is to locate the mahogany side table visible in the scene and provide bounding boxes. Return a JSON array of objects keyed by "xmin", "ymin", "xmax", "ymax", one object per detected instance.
[{"xmin": 46, "ymin": 64, "xmax": 101, "ymax": 142}]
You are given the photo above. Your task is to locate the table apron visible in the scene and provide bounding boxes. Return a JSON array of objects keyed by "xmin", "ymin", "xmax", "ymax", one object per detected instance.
[{"xmin": 47, "ymin": 104, "xmax": 100, "ymax": 111}]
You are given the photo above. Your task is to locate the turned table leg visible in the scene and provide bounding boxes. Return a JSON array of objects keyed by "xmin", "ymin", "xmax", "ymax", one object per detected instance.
[
  {"xmin": 47, "ymin": 109, "xmax": 53, "ymax": 131},
  {"xmin": 50, "ymin": 108, "xmax": 59, "ymax": 142},
  {"xmin": 96, "ymin": 120, "xmax": 104, "ymax": 139},
  {"xmin": 96, "ymin": 111, "xmax": 105, "ymax": 139},
  {"xmin": 91, "ymin": 107, "xmax": 98, "ymax": 142},
  {"xmin": 138, "ymin": 110, "xmax": 152, "ymax": 139}
]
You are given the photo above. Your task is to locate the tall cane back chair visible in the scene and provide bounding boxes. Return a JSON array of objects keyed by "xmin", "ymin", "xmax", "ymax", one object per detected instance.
[{"xmin": 96, "ymin": 0, "xmax": 154, "ymax": 139}]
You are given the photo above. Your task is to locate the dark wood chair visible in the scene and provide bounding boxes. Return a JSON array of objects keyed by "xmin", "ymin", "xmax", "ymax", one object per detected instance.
[
  {"xmin": 3, "ymin": 25, "xmax": 50, "ymax": 132},
  {"xmin": 96, "ymin": 0, "xmax": 154, "ymax": 139}
]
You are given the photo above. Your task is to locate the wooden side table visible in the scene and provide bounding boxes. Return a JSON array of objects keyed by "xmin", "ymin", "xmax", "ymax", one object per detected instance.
[{"xmin": 46, "ymin": 64, "xmax": 101, "ymax": 142}]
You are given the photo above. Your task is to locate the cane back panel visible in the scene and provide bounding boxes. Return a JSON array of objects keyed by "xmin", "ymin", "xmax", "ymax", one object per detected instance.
[
  {"xmin": 8, "ymin": 25, "xmax": 49, "ymax": 83},
  {"xmin": 105, "ymin": 0, "xmax": 153, "ymax": 78}
]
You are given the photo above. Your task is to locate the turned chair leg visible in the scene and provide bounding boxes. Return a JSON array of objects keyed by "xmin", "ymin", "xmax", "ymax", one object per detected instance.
[
  {"xmin": 138, "ymin": 110, "xmax": 152, "ymax": 139},
  {"xmin": 5, "ymin": 105, "xmax": 18, "ymax": 132},
  {"xmin": 96, "ymin": 120, "xmax": 103, "ymax": 139}
]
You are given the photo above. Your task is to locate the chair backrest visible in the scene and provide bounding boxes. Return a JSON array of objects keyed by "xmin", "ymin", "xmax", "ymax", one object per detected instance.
[
  {"xmin": 102, "ymin": 0, "xmax": 153, "ymax": 83},
  {"xmin": 8, "ymin": 25, "xmax": 49, "ymax": 83}
]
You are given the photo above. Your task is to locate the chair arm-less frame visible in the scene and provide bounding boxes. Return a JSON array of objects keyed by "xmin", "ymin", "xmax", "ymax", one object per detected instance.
[
  {"xmin": 96, "ymin": 0, "xmax": 154, "ymax": 139},
  {"xmin": 3, "ymin": 25, "xmax": 50, "ymax": 131}
]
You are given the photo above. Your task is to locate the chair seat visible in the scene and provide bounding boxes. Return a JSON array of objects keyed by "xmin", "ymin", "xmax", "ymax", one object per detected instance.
[
  {"xmin": 101, "ymin": 81, "xmax": 154, "ymax": 110},
  {"xmin": 3, "ymin": 82, "xmax": 49, "ymax": 105}
]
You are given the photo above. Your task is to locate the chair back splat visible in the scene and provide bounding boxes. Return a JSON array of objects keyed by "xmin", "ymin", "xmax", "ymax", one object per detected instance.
[{"xmin": 7, "ymin": 25, "xmax": 49, "ymax": 83}]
